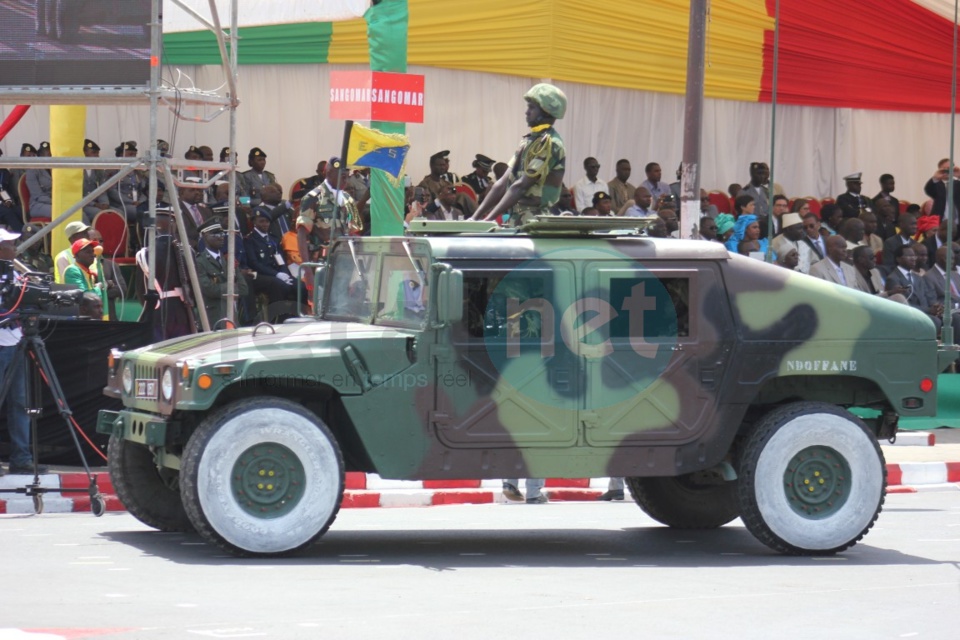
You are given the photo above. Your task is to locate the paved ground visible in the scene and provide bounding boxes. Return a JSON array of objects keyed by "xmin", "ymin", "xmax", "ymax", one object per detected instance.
[{"xmin": 1, "ymin": 493, "xmax": 958, "ymax": 640}]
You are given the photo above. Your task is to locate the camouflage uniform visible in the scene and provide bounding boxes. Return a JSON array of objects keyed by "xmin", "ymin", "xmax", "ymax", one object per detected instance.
[
  {"xmin": 505, "ymin": 126, "xmax": 566, "ymax": 227},
  {"xmin": 298, "ymin": 180, "xmax": 359, "ymax": 241}
]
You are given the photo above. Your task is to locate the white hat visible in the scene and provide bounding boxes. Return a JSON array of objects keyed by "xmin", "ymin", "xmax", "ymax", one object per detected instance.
[
  {"xmin": 781, "ymin": 212, "xmax": 803, "ymax": 228},
  {"xmin": 0, "ymin": 229, "xmax": 22, "ymax": 242}
]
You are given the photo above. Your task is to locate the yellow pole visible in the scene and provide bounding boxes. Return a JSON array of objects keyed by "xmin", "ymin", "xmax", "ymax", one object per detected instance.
[{"xmin": 49, "ymin": 105, "xmax": 86, "ymax": 258}]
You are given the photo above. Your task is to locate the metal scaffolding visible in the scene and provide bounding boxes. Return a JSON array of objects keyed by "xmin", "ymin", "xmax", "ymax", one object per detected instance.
[{"xmin": 0, "ymin": 0, "xmax": 241, "ymax": 330}]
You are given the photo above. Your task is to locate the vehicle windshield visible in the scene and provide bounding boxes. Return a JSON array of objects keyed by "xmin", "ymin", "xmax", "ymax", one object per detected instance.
[{"xmin": 325, "ymin": 248, "xmax": 375, "ymax": 322}]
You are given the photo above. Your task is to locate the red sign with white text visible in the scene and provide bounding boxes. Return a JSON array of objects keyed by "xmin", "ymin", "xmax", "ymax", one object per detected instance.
[{"xmin": 329, "ymin": 71, "xmax": 425, "ymax": 123}]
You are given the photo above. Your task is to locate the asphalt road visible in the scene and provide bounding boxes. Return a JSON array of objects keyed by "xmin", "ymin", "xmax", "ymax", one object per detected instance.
[{"xmin": 1, "ymin": 493, "xmax": 958, "ymax": 639}]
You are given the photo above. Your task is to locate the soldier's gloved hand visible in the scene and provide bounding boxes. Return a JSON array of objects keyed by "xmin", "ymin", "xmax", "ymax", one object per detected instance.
[{"xmin": 276, "ymin": 272, "xmax": 293, "ymax": 285}]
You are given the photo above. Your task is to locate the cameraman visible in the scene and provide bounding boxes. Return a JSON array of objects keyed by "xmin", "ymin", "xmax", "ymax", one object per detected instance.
[{"xmin": 0, "ymin": 230, "xmax": 47, "ymax": 475}]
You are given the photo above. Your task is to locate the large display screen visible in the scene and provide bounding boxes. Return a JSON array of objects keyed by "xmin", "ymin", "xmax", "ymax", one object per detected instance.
[{"xmin": 0, "ymin": 0, "xmax": 151, "ymax": 87}]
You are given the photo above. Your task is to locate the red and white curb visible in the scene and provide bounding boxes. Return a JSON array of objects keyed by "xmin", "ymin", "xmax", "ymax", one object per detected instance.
[{"xmin": 2, "ymin": 465, "xmax": 958, "ymax": 514}]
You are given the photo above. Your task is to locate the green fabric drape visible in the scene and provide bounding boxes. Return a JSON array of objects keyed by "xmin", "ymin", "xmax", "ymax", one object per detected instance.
[
  {"xmin": 366, "ymin": 0, "xmax": 408, "ymax": 237},
  {"xmin": 163, "ymin": 23, "xmax": 334, "ymax": 65}
]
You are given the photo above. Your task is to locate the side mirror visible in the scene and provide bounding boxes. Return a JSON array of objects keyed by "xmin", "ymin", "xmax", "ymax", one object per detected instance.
[{"xmin": 433, "ymin": 263, "xmax": 463, "ymax": 327}]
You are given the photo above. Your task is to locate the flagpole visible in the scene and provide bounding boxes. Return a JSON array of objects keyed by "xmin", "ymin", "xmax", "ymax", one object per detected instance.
[{"xmin": 334, "ymin": 119, "xmax": 354, "ymax": 239}]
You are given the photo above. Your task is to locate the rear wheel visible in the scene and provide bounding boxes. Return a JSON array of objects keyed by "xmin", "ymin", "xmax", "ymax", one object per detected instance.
[
  {"xmin": 108, "ymin": 435, "xmax": 193, "ymax": 532},
  {"xmin": 180, "ymin": 397, "xmax": 344, "ymax": 557},
  {"xmin": 737, "ymin": 401, "xmax": 885, "ymax": 555},
  {"xmin": 627, "ymin": 473, "xmax": 739, "ymax": 529}
]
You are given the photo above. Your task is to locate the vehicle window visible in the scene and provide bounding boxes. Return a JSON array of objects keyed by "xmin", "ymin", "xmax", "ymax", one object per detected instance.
[
  {"xmin": 376, "ymin": 255, "xmax": 430, "ymax": 328},
  {"xmin": 461, "ymin": 270, "xmax": 553, "ymax": 340},
  {"xmin": 606, "ymin": 277, "xmax": 690, "ymax": 338},
  {"xmin": 325, "ymin": 250, "xmax": 376, "ymax": 321}
]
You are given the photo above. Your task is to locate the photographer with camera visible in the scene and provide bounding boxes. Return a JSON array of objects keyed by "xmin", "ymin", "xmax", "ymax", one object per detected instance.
[{"xmin": 0, "ymin": 229, "xmax": 47, "ymax": 475}]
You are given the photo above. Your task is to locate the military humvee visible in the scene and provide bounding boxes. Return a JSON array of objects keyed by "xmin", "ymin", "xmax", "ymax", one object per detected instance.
[{"xmin": 97, "ymin": 217, "xmax": 955, "ymax": 557}]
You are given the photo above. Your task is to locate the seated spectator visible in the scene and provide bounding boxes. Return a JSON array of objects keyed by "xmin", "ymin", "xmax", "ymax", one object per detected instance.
[
  {"xmin": 658, "ymin": 206, "xmax": 679, "ymax": 236},
  {"xmin": 915, "ymin": 215, "xmax": 940, "ymax": 243},
  {"xmin": 886, "ymin": 244, "xmax": 957, "ymax": 337},
  {"xmin": 715, "ymin": 213, "xmax": 736, "ymax": 244},
  {"xmin": 852, "ymin": 245, "xmax": 904, "ymax": 301},
  {"xmin": 0, "ymin": 150, "xmax": 21, "ymax": 231},
  {"xmin": 621, "ymin": 186, "xmax": 653, "ymax": 218},
  {"xmin": 873, "ymin": 200, "xmax": 898, "ymax": 241},
  {"xmin": 592, "ymin": 191, "xmax": 614, "ymax": 216},
  {"xmin": 820, "ymin": 203, "xmax": 843, "ymax": 236},
  {"xmin": 726, "ymin": 214, "xmax": 768, "ymax": 255},
  {"xmin": 922, "ymin": 218, "xmax": 952, "ymax": 270},
  {"xmin": 580, "ymin": 206, "xmax": 598, "ymax": 216},
  {"xmin": 772, "ymin": 212, "xmax": 816, "ymax": 274},
  {"xmin": 727, "ymin": 183, "xmax": 741, "ymax": 198},
  {"xmin": 923, "ymin": 244, "xmax": 960, "ymax": 302},
  {"xmin": 17, "ymin": 223, "xmax": 53, "ymax": 274},
  {"xmin": 25, "ymin": 152, "xmax": 53, "ymax": 220},
  {"xmin": 733, "ymin": 194, "xmax": 754, "ymax": 218},
  {"xmin": 738, "ymin": 238, "xmax": 760, "ymax": 256},
  {"xmin": 196, "ymin": 218, "xmax": 249, "ymax": 327},
  {"xmin": 802, "ymin": 213, "xmax": 827, "ymax": 261},
  {"xmin": 78, "ymin": 292, "xmax": 103, "ymax": 320},
  {"xmin": 646, "ymin": 218, "xmax": 668, "ymax": 238},
  {"xmin": 54, "ymin": 221, "xmax": 92, "ymax": 283},
  {"xmin": 769, "ymin": 194, "xmax": 789, "ymax": 235},
  {"xmin": 573, "ymin": 157, "xmax": 606, "ymax": 211},
  {"xmin": 87, "ymin": 228, "xmax": 127, "ymax": 321},
  {"xmin": 913, "ymin": 243, "xmax": 930, "ymax": 277},
  {"xmin": 699, "ymin": 216, "xmax": 718, "ymax": 242},
  {"xmin": 860, "ymin": 211, "xmax": 884, "ymax": 257},
  {"xmin": 700, "ymin": 189, "xmax": 719, "ymax": 219},
  {"xmin": 810, "ymin": 236, "xmax": 858, "ymax": 287},
  {"xmin": 776, "ymin": 247, "xmax": 799, "ymax": 270},
  {"xmin": 255, "ymin": 183, "xmax": 295, "ymax": 239},
  {"xmin": 107, "ymin": 141, "xmax": 143, "ymax": 222},
  {"xmin": 81, "ymin": 139, "xmax": 111, "ymax": 224},
  {"xmin": 882, "ymin": 214, "xmax": 918, "ymax": 271},
  {"xmin": 62, "ymin": 238, "xmax": 101, "ymax": 295},
  {"xmin": 421, "ymin": 182, "xmax": 465, "ymax": 220},
  {"xmin": 243, "ymin": 209, "xmax": 299, "ymax": 320},
  {"xmin": 549, "ymin": 186, "xmax": 578, "ymax": 215}
]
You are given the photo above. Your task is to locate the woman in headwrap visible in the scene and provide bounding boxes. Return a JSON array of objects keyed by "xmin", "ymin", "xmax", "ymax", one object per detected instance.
[
  {"xmin": 715, "ymin": 213, "xmax": 736, "ymax": 244},
  {"xmin": 726, "ymin": 213, "xmax": 770, "ymax": 256},
  {"xmin": 914, "ymin": 214, "xmax": 940, "ymax": 242}
]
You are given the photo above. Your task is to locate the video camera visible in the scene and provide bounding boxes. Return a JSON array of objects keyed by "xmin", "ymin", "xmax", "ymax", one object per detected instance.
[{"xmin": 0, "ymin": 260, "xmax": 85, "ymax": 325}]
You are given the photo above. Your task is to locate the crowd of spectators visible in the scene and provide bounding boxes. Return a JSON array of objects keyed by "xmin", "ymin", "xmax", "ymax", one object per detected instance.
[{"xmin": 5, "ymin": 139, "xmax": 960, "ymax": 343}]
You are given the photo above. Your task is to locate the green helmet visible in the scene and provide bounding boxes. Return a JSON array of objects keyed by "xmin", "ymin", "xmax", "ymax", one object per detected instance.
[{"xmin": 524, "ymin": 83, "xmax": 567, "ymax": 120}]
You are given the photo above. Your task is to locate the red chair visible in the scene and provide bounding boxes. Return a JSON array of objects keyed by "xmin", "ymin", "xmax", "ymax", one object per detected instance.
[
  {"xmin": 804, "ymin": 197, "xmax": 822, "ymax": 217},
  {"xmin": 899, "ymin": 200, "xmax": 911, "ymax": 214},
  {"xmin": 92, "ymin": 209, "xmax": 137, "ymax": 265},
  {"xmin": 454, "ymin": 182, "xmax": 478, "ymax": 204},
  {"xmin": 820, "ymin": 197, "xmax": 835, "ymax": 209},
  {"xmin": 708, "ymin": 190, "xmax": 730, "ymax": 213}
]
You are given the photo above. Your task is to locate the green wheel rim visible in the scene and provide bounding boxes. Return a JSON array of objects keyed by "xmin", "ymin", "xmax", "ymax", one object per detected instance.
[
  {"xmin": 783, "ymin": 445, "xmax": 852, "ymax": 519},
  {"xmin": 231, "ymin": 443, "xmax": 306, "ymax": 519}
]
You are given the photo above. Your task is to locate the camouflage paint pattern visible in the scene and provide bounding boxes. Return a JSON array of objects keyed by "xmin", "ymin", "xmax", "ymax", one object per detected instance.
[{"xmin": 100, "ymin": 230, "xmax": 943, "ymax": 483}]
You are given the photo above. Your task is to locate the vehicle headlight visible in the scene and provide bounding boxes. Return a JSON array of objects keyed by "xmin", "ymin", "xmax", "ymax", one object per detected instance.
[
  {"xmin": 161, "ymin": 368, "xmax": 175, "ymax": 401},
  {"xmin": 121, "ymin": 363, "xmax": 134, "ymax": 395}
]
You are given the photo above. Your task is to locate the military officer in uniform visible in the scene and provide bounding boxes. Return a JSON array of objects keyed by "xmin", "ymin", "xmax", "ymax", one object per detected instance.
[
  {"xmin": 10, "ymin": 143, "xmax": 38, "ymax": 201},
  {"xmin": 239, "ymin": 147, "xmax": 277, "ymax": 208},
  {"xmin": 25, "ymin": 142, "xmax": 53, "ymax": 220},
  {"xmin": 244, "ymin": 209, "xmax": 298, "ymax": 319},
  {"xmin": 82, "ymin": 139, "xmax": 110, "ymax": 223},
  {"xmin": 836, "ymin": 172, "xmax": 873, "ymax": 220},
  {"xmin": 195, "ymin": 218, "xmax": 248, "ymax": 327},
  {"xmin": 471, "ymin": 83, "xmax": 567, "ymax": 227},
  {"xmin": 462, "ymin": 154, "xmax": 496, "ymax": 203},
  {"xmin": 108, "ymin": 141, "xmax": 143, "ymax": 222},
  {"xmin": 418, "ymin": 150, "xmax": 476, "ymax": 217}
]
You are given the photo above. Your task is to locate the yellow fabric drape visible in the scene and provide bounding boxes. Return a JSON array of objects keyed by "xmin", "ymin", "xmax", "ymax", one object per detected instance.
[
  {"xmin": 50, "ymin": 106, "xmax": 86, "ymax": 260},
  {"xmin": 327, "ymin": 0, "xmax": 772, "ymax": 101}
]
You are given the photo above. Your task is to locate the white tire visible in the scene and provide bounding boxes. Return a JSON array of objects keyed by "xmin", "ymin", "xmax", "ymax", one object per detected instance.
[{"xmin": 181, "ymin": 398, "xmax": 344, "ymax": 556}]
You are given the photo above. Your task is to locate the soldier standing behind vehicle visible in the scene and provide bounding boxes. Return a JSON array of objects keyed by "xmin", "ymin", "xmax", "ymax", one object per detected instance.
[
  {"xmin": 196, "ymin": 218, "xmax": 248, "ymax": 327},
  {"xmin": 471, "ymin": 83, "xmax": 567, "ymax": 227}
]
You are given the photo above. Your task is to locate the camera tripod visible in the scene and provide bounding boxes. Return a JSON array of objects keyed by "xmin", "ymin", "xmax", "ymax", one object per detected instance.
[{"xmin": 0, "ymin": 315, "xmax": 105, "ymax": 516}]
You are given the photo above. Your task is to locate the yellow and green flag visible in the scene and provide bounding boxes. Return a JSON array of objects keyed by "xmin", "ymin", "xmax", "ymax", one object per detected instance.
[{"xmin": 345, "ymin": 122, "xmax": 410, "ymax": 183}]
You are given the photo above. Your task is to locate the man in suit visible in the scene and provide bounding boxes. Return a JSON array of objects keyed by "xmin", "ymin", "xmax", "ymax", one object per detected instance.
[
  {"xmin": 196, "ymin": 218, "xmax": 248, "ymax": 327},
  {"xmin": 81, "ymin": 139, "xmax": 110, "ymax": 224},
  {"xmin": 886, "ymin": 244, "xmax": 957, "ymax": 338},
  {"xmin": 924, "ymin": 244, "xmax": 960, "ymax": 302},
  {"xmin": 873, "ymin": 174, "xmax": 900, "ymax": 219},
  {"xmin": 923, "ymin": 218, "xmax": 952, "ymax": 270},
  {"xmin": 810, "ymin": 236, "xmax": 859, "ymax": 287},
  {"xmin": 178, "ymin": 177, "xmax": 213, "ymax": 251},
  {"xmin": 924, "ymin": 158, "xmax": 960, "ymax": 224},
  {"xmin": 801, "ymin": 213, "xmax": 827, "ymax": 261},
  {"xmin": 852, "ymin": 246, "xmax": 905, "ymax": 302},
  {"xmin": 239, "ymin": 147, "xmax": 277, "ymax": 208},
  {"xmin": 882, "ymin": 214, "xmax": 918, "ymax": 271}
]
